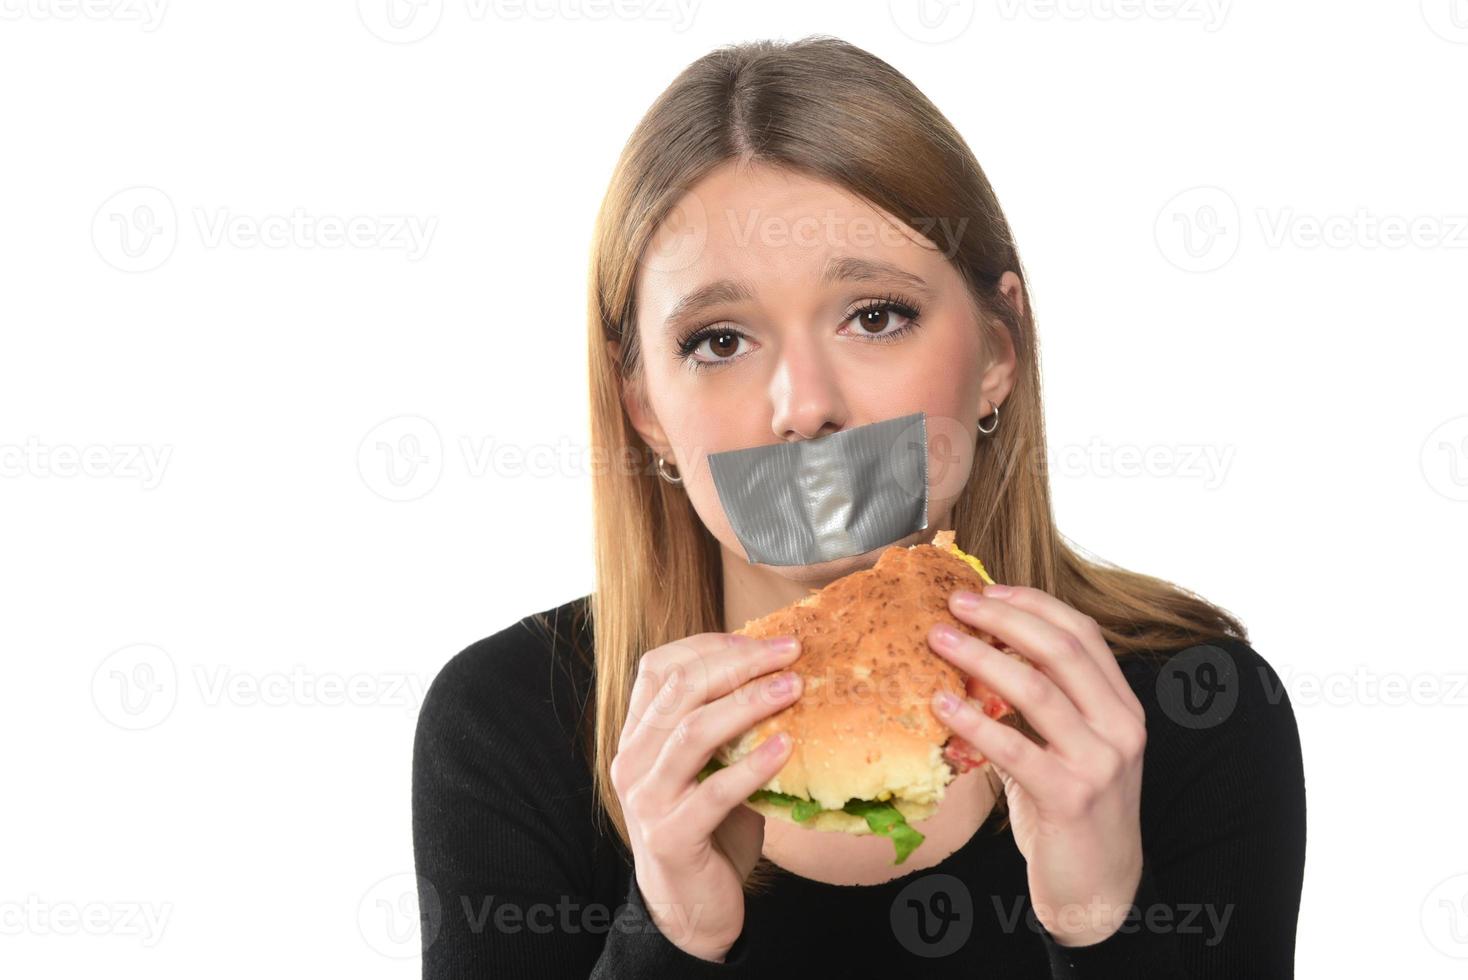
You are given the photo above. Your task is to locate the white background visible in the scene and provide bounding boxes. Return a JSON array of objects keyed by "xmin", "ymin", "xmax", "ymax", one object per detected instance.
[{"xmin": 3, "ymin": 1, "xmax": 1466, "ymax": 976}]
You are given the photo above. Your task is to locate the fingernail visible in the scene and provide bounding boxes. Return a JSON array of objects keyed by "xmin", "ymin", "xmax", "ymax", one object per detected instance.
[
  {"xmin": 767, "ymin": 636, "xmax": 800, "ymax": 654},
  {"xmin": 760, "ymin": 732, "xmax": 790, "ymax": 756},
  {"xmin": 767, "ymin": 671, "xmax": 798, "ymax": 696},
  {"xmin": 952, "ymin": 590, "xmax": 981, "ymax": 611},
  {"xmin": 931, "ymin": 623, "xmax": 961, "ymax": 647},
  {"xmin": 933, "ymin": 691, "xmax": 960, "ymax": 715},
  {"xmin": 983, "ymin": 584, "xmax": 1014, "ymax": 598}
]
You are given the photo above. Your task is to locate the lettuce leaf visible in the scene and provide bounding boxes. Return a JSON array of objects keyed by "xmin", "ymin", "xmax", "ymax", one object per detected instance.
[
  {"xmin": 750, "ymin": 789, "xmax": 824, "ymax": 823},
  {"xmin": 696, "ymin": 757, "xmax": 926, "ymax": 863},
  {"xmin": 841, "ymin": 799, "xmax": 926, "ymax": 865},
  {"xmin": 697, "ymin": 758, "xmax": 822, "ymax": 822}
]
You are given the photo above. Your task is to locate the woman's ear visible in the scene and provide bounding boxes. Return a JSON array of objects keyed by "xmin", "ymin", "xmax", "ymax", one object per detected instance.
[
  {"xmin": 979, "ymin": 272, "xmax": 1022, "ymax": 413},
  {"xmin": 997, "ymin": 270, "xmax": 1026, "ymax": 321}
]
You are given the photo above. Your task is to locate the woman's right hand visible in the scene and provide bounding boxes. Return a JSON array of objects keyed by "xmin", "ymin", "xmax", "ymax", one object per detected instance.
[{"xmin": 610, "ymin": 631, "xmax": 804, "ymax": 962}]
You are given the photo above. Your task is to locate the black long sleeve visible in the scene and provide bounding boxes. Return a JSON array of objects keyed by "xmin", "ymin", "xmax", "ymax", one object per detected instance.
[{"xmin": 412, "ymin": 595, "xmax": 1305, "ymax": 978}]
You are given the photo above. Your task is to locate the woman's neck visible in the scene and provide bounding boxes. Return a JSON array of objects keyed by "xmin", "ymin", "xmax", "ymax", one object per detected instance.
[{"xmin": 720, "ymin": 552, "xmax": 824, "ymax": 632}]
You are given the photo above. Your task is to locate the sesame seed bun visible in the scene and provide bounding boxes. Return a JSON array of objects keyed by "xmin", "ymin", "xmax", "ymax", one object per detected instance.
[{"xmin": 718, "ymin": 529, "xmax": 1025, "ymax": 836}]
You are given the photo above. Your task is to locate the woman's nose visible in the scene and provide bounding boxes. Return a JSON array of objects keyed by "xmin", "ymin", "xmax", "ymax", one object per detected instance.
[{"xmin": 769, "ymin": 340, "xmax": 848, "ymax": 441}]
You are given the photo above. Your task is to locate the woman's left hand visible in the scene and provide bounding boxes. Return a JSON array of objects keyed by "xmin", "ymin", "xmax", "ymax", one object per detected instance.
[{"xmin": 926, "ymin": 584, "xmax": 1149, "ymax": 947}]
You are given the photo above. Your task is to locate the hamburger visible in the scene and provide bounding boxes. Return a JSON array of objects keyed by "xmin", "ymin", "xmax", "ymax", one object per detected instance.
[{"xmin": 696, "ymin": 529, "xmax": 1030, "ymax": 864}]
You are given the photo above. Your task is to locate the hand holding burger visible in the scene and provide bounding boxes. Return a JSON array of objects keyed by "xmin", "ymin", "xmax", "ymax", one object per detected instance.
[
  {"xmin": 922, "ymin": 567, "xmax": 1151, "ymax": 946},
  {"xmin": 699, "ymin": 528, "xmax": 1032, "ymax": 864}
]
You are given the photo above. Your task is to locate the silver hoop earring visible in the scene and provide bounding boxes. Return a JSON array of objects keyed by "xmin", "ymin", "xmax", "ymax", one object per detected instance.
[
  {"xmin": 655, "ymin": 454, "xmax": 683, "ymax": 486},
  {"xmin": 977, "ymin": 402, "xmax": 1000, "ymax": 436}
]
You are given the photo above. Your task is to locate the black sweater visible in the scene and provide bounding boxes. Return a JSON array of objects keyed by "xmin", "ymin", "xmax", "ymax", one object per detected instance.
[{"xmin": 411, "ymin": 594, "xmax": 1305, "ymax": 978}]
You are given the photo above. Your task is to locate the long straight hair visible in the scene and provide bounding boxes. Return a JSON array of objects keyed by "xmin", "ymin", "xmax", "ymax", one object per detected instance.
[{"xmin": 581, "ymin": 36, "xmax": 1245, "ymax": 882}]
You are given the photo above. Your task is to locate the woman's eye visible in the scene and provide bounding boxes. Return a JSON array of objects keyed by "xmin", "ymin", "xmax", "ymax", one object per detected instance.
[
  {"xmin": 680, "ymin": 299, "xmax": 920, "ymax": 370},
  {"xmin": 688, "ymin": 329, "xmax": 751, "ymax": 364},
  {"xmin": 846, "ymin": 304, "xmax": 914, "ymax": 338}
]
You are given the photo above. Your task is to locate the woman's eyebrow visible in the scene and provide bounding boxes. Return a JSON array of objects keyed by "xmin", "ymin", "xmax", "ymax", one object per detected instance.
[
  {"xmin": 820, "ymin": 256, "xmax": 932, "ymax": 295},
  {"xmin": 662, "ymin": 257, "xmax": 934, "ymax": 338},
  {"xmin": 663, "ymin": 278, "xmax": 756, "ymax": 337}
]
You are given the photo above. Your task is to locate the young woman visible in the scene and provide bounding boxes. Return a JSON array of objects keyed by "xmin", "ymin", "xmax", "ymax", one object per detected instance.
[{"xmin": 412, "ymin": 36, "xmax": 1305, "ymax": 978}]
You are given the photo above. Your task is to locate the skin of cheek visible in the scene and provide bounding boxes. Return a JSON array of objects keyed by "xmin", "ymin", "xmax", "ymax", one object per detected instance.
[{"xmin": 643, "ymin": 308, "xmax": 990, "ymax": 585}]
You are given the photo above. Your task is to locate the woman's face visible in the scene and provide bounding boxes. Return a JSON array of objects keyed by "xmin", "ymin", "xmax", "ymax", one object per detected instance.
[{"xmin": 619, "ymin": 161, "xmax": 1019, "ymax": 584}]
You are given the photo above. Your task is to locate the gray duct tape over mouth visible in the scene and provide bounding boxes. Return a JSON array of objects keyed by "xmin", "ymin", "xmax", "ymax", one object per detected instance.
[{"xmin": 706, "ymin": 411, "xmax": 930, "ymax": 567}]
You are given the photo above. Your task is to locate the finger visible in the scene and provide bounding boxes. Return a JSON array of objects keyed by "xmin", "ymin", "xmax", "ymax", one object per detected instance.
[
  {"xmin": 621, "ymin": 633, "xmax": 796, "ymax": 746},
  {"xmin": 617, "ymin": 635, "xmax": 801, "ymax": 780},
  {"xmin": 672, "ymin": 730, "xmax": 795, "ymax": 842},
  {"xmin": 978, "ymin": 585, "xmax": 1143, "ymax": 723},
  {"xmin": 930, "ymin": 689, "xmax": 1068, "ymax": 798},
  {"xmin": 928, "ymin": 623, "xmax": 1108, "ymax": 765},
  {"xmin": 950, "ymin": 589, "xmax": 1139, "ymax": 734},
  {"xmin": 621, "ymin": 634, "xmax": 743, "ymax": 745},
  {"xmin": 650, "ymin": 667, "xmax": 803, "ymax": 803}
]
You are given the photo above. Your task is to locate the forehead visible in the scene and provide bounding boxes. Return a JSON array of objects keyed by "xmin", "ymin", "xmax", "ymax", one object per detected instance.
[{"xmin": 635, "ymin": 163, "xmax": 951, "ymax": 329}]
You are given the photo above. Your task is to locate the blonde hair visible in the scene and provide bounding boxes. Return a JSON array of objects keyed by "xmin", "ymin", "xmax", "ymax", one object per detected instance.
[{"xmin": 580, "ymin": 36, "xmax": 1246, "ymax": 885}]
